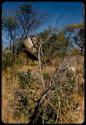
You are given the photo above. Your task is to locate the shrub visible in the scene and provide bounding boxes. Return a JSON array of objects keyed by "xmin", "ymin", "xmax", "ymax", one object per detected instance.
[
  {"xmin": 56, "ymin": 49, "xmax": 67, "ymax": 59},
  {"xmin": 14, "ymin": 92, "xmax": 29, "ymax": 118},
  {"xmin": 30, "ymin": 61, "xmax": 38, "ymax": 66},
  {"xmin": 15, "ymin": 59, "xmax": 22, "ymax": 65},
  {"xmin": 2, "ymin": 52, "xmax": 13, "ymax": 70},
  {"xmin": 17, "ymin": 70, "xmax": 32, "ymax": 88},
  {"xmin": 69, "ymin": 48, "xmax": 80, "ymax": 56},
  {"xmin": 43, "ymin": 72, "xmax": 51, "ymax": 80},
  {"xmin": 20, "ymin": 95, "xmax": 28, "ymax": 108}
]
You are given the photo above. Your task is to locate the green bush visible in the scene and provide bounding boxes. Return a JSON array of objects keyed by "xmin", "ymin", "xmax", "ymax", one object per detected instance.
[
  {"xmin": 69, "ymin": 48, "xmax": 80, "ymax": 56},
  {"xmin": 20, "ymin": 95, "xmax": 28, "ymax": 108},
  {"xmin": 15, "ymin": 59, "xmax": 22, "ymax": 65},
  {"xmin": 56, "ymin": 49, "xmax": 67, "ymax": 58},
  {"xmin": 43, "ymin": 72, "xmax": 51, "ymax": 80},
  {"xmin": 30, "ymin": 61, "xmax": 38, "ymax": 66},
  {"xmin": 17, "ymin": 70, "xmax": 32, "ymax": 88},
  {"xmin": 14, "ymin": 93, "xmax": 29, "ymax": 118}
]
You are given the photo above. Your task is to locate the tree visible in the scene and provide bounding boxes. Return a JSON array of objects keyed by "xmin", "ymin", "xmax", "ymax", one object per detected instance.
[
  {"xmin": 38, "ymin": 27, "xmax": 68, "ymax": 61},
  {"xmin": 2, "ymin": 16, "xmax": 18, "ymax": 51},
  {"xmin": 16, "ymin": 4, "xmax": 42, "ymax": 38},
  {"xmin": 64, "ymin": 23, "xmax": 85, "ymax": 53},
  {"xmin": 16, "ymin": 4, "xmax": 45, "ymax": 63},
  {"xmin": 78, "ymin": 28, "xmax": 85, "ymax": 54}
]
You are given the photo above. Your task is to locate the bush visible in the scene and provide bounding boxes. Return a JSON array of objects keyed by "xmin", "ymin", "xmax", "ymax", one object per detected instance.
[
  {"xmin": 15, "ymin": 59, "xmax": 22, "ymax": 65},
  {"xmin": 20, "ymin": 95, "xmax": 28, "ymax": 108},
  {"xmin": 17, "ymin": 70, "xmax": 32, "ymax": 88},
  {"xmin": 43, "ymin": 72, "xmax": 51, "ymax": 80},
  {"xmin": 30, "ymin": 61, "xmax": 38, "ymax": 66},
  {"xmin": 56, "ymin": 49, "xmax": 67, "ymax": 59},
  {"xmin": 14, "ymin": 92, "xmax": 29, "ymax": 118},
  {"xmin": 69, "ymin": 48, "xmax": 80, "ymax": 56},
  {"xmin": 2, "ymin": 52, "xmax": 13, "ymax": 70}
]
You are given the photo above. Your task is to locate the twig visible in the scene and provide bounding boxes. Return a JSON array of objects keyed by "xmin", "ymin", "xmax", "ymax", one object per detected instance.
[
  {"xmin": 44, "ymin": 98, "xmax": 57, "ymax": 113},
  {"xmin": 18, "ymin": 89, "xmax": 41, "ymax": 96},
  {"xmin": 42, "ymin": 10, "xmax": 65, "ymax": 45}
]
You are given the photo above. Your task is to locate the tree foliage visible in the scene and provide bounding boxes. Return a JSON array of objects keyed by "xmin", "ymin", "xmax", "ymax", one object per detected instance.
[
  {"xmin": 38, "ymin": 27, "xmax": 68, "ymax": 60},
  {"xmin": 2, "ymin": 16, "xmax": 18, "ymax": 51},
  {"xmin": 64, "ymin": 23, "xmax": 85, "ymax": 52},
  {"xmin": 16, "ymin": 4, "xmax": 42, "ymax": 38}
]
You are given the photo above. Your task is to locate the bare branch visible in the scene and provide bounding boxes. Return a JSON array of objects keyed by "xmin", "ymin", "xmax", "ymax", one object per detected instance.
[{"xmin": 38, "ymin": 38, "xmax": 45, "ymax": 90}]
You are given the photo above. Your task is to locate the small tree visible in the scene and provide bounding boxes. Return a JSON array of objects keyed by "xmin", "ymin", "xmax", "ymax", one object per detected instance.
[{"xmin": 2, "ymin": 16, "xmax": 18, "ymax": 51}]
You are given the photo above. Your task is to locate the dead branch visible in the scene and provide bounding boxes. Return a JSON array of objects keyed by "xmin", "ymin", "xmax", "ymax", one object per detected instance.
[{"xmin": 38, "ymin": 38, "xmax": 45, "ymax": 90}]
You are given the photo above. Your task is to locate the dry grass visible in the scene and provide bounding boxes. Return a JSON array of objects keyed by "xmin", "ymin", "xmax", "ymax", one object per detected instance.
[{"xmin": 2, "ymin": 54, "xmax": 84, "ymax": 124}]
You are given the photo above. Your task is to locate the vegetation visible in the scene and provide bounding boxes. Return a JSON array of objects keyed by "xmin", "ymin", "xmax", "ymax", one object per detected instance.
[
  {"xmin": 39, "ymin": 28, "xmax": 68, "ymax": 59},
  {"xmin": 2, "ymin": 51, "xmax": 12, "ymax": 70},
  {"xmin": 17, "ymin": 70, "xmax": 32, "ymax": 88},
  {"xmin": 2, "ymin": 2, "xmax": 84, "ymax": 124},
  {"xmin": 64, "ymin": 23, "xmax": 85, "ymax": 52}
]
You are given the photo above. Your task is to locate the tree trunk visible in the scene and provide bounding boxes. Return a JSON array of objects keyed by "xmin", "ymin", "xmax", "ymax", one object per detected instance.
[{"xmin": 10, "ymin": 40, "xmax": 11, "ymax": 51}]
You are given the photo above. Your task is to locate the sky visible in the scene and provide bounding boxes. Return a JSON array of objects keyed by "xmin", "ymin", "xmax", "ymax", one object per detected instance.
[{"xmin": 2, "ymin": 2, "xmax": 84, "ymax": 46}]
